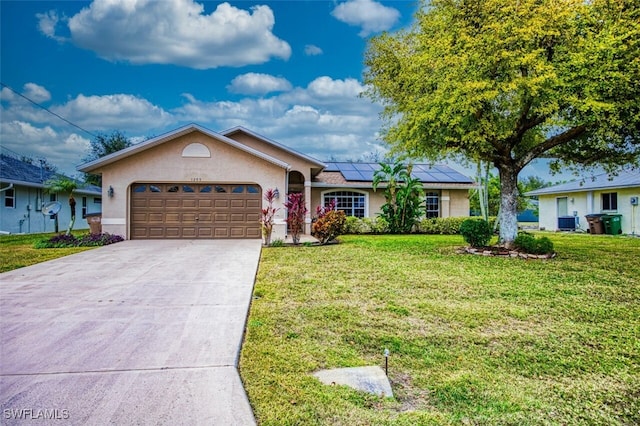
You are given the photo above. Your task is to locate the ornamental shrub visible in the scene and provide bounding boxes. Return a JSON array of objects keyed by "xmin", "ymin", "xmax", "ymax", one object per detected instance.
[
  {"xmin": 312, "ymin": 210, "xmax": 346, "ymax": 244},
  {"xmin": 459, "ymin": 219, "xmax": 493, "ymax": 248},
  {"xmin": 514, "ymin": 232, "xmax": 554, "ymax": 254},
  {"xmin": 344, "ymin": 216, "xmax": 365, "ymax": 234}
]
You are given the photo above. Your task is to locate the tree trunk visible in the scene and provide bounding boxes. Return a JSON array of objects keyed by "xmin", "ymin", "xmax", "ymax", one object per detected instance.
[{"xmin": 497, "ymin": 165, "xmax": 519, "ymax": 248}]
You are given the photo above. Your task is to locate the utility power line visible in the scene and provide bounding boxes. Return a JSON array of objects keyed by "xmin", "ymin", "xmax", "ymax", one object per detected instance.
[{"xmin": 0, "ymin": 82, "xmax": 97, "ymax": 139}]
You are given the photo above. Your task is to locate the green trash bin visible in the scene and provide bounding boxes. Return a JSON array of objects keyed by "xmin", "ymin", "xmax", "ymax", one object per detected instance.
[{"xmin": 602, "ymin": 214, "xmax": 623, "ymax": 235}]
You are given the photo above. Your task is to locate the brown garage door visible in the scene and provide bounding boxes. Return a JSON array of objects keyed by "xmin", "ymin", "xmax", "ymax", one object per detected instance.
[{"xmin": 130, "ymin": 183, "xmax": 261, "ymax": 239}]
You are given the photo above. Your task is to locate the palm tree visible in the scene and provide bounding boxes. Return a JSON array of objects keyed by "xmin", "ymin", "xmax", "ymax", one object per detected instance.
[
  {"xmin": 372, "ymin": 161, "xmax": 424, "ymax": 233},
  {"xmin": 45, "ymin": 177, "xmax": 79, "ymax": 235}
]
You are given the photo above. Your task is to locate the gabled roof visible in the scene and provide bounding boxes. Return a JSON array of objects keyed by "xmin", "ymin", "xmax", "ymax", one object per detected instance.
[
  {"xmin": 222, "ymin": 126, "xmax": 326, "ymax": 169},
  {"xmin": 1, "ymin": 154, "xmax": 100, "ymax": 195},
  {"xmin": 526, "ymin": 170, "xmax": 640, "ymax": 196},
  {"xmin": 1, "ymin": 154, "xmax": 58, "ymax": 185},
  {"xmin": 313, "ymin": 162, "xmax": 475, "ymax": 188},
  {"xmin": 77, "ymin": 123, "xmax": 291, "ymax": 173}
]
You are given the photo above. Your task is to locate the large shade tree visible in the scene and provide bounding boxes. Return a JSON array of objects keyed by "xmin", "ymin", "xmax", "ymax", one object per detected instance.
[
  {"xmin": 83, "ymin": 131, "xmax": 133, "ymax": 186},
  {"xmin": 364, "ymin": 0, "xmax": 640, "ymax": 246}
]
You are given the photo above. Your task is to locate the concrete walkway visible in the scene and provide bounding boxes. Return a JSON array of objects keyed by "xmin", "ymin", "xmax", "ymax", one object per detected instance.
[{"xmin": 0, "ymin": 240, "xmax": 261, "ymax": 425}]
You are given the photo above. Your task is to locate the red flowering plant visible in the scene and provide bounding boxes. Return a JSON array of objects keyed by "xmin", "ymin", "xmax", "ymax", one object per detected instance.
[
  {"xmin": 284, "ymin": 192, "xmax": 307, "ymax": 245},
  {"xmin": 260, "ymin": 188, "xmax": 279, "ymax": 245}
]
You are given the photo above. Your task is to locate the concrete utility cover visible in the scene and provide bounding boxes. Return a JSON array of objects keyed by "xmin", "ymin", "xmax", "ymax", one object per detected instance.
[{"xmin": 313, "ymin": 366, "xmax": 394, "ymax": 397}]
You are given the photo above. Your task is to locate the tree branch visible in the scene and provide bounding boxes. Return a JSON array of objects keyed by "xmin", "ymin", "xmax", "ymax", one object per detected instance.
[{"xmin": 517, "ymin": 125, "xmax": 587, "ymax": 169}]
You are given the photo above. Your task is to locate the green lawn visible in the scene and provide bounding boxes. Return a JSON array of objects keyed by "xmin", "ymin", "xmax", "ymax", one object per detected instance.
[
  {"xmin": 240, "ymin": 233, "xmax": 640, "ymax": 425},
  {"xmin": 0, "ymin": 233, "xmax": 94, "ymax": 273}
]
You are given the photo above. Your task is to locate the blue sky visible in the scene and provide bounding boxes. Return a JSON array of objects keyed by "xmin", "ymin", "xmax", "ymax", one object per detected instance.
[{"xmin": 1, "ymin": 0, "xmax": 565, "ymax": 181}]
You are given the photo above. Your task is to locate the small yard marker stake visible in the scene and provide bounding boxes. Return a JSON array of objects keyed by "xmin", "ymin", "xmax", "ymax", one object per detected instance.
[{"xmin": 384, "ymin": 348, "xmax": 390, "ymax": 376}]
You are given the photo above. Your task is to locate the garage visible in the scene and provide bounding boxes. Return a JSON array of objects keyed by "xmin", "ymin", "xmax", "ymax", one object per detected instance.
[{"xmin": 130, "ymin": 183, "xmax": 261, "ymax": 239}]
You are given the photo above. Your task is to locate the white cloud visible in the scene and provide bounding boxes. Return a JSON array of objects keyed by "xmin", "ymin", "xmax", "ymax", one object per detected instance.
[
  {"xmin": 23, "ymin": 83, "xmax": 52, "ymax": 103},
  {"xmin": 52, "ymin": 94, "xmax": 172, "ymax": 132},
  {"xmin": 0, "ymin": 121, "xmax": 91, "ymax": 176},
  {"xmin": 175, "ymin": 76, "xmax": 386, "ymax": 160},
  {"xmin": 1, "ymin": 76, "xmax": 388, "ymax": 176},
  {"xmin": 304, "ymin": 44, "xmax": 323, "ymax": 56},
  {"xmin": 307, "ymin": 76, "xmax": 363, "ymax": 99},
  {"xmin": 227, "ymin": 73, "xmax": 293, "ymax": 96},
  {"xmin": 36, "ymin": 10, "xmax": 66, "ymax": 42},
  {"xmin": 332, "ymin": 0, "xmax": 400, "ymax": 37},
  {"xmin": 40, "ymin": 0, "xmax": 291, "ymax": 69}
]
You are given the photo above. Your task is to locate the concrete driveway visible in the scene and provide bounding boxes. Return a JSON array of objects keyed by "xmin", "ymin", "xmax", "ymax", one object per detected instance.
[{"xmin": 0, "ymin": 240, "xmax": 261, "ymax": 425}]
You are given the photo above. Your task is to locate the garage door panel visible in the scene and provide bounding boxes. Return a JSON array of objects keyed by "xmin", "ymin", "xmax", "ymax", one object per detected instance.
[
  {"xmin": 230, "ymin": 199, "xmax": 245, "ymax": 208},
  {"xmin": 214, "ymin": 228, "xmax": 229, "ymax": 237},
  {"xmin": 182, "ymin": 227, "xmax": 197, "ymax": 238},
  {"xmin": 148, "ymin": 199, "xmax": 164, "ymax": 208},
  {"xmin": 182, "ymin": 213, "xmax": 197, "ymax": 222},
  {"xmin": 198, "ymin": 213, "xmax": 213, "ymax": 222},
  {"xmin": 131, "ymin": 182, "xmax": 261, "ymax": 239},
  {"xmin": 132, "ymin": 199, "xmax": 148, "ymax": 208},
  {"xmin": 132, "ymin": 212, "xmax": 148, "ymax": 222},
  {"xmin": 230, "ymin": 213, "xmax": 245, "ymax": 223},
  {"xmin": 246, "ymin": 227, "xmax": 261, "ymax": 238},
  {"xmin": 198, "ymin": 227, "xmax": 213, "ymax": 237},
  {"xmin": 149, "ymin": 227, "xmax": 166, "ymax": 238},
  {"xmin": 230, "ymin": 228, "xmax": 246, "ymax": 237},
  {"xmin": 215, "ymin": 213, "xmax": 229, "ymax": 222},
  {"xmin": 165, "ymin": 199, "xmax": 180, "ymax": 208},
  {"xmin": 148, "ymin": 213, "xmax": 164, "ymax": 223}
]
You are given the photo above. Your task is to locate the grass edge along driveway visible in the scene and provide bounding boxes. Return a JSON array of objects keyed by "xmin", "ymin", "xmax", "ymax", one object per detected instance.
[
  {"xmin": 0, "ymin": 233, "xmax": 94, "ymax": 273},
  {"xmin": 240, "ymin": 233, "xmax": 640, "ymax": 425}
]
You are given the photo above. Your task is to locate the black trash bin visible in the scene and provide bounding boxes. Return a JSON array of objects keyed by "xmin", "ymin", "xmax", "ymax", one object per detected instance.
[{"xmin": 585, "ymin": 214, "xmax": 605, "ymax": 234}]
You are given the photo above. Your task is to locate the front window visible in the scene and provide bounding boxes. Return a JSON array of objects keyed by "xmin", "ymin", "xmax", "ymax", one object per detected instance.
[
  {"xmin": 323, "ymin": 191, "xmax": 366, "ymax": 218},
  {"xmin": 425, "ymin": 191, "xmax": 439, "ymax": 218},
  {"xmin": 4, "ymin": 188, "xmax": 15, "ymax": 208},
  {"xmin": 602, "ymin": 192, "xmax": 617, "ymax": 211}
]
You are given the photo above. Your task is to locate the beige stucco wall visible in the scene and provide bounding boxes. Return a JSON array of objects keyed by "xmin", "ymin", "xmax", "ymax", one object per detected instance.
[
  {"xmin": 537, "ymin": 187, "xmax": 640, "ymax": 234},
  {"xmin": 94, "ymin": 131, "xmax": 288, "ymax": 239},
  {"xmin": 447, "ymin": 189, "xmax": 471, "ymax": 217},
  {"xmin": 226, "ymin": 132, "xmax": 320, "ymax": 183}
]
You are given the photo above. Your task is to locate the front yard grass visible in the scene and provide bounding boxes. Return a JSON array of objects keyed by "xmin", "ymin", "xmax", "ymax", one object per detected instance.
[
  {"xmin": 0, "ymin": 233, "xmax": 94, "ymax": 273},
  {"xmin": 240, "ymin": 233, "xmax": 640, "ymax": 425}
]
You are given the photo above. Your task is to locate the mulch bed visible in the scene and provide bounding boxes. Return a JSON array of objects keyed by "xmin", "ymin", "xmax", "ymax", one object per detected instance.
[{"xmin": 456, "ymin": 246, "xmax": 556, "ymax": 259}]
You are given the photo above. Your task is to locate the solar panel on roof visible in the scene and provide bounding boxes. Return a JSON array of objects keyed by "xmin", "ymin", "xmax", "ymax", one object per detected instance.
[
  {"xmin": 324, "ymin": 163, "xmax": 340, "ymax": 172},
  {"xmin": 342, "ymin": 170, "xmax": 365, "ymax": 181},
  {"xmin": 353, "ymin": 163, "xmax": 374, "ymax": 171},
  {"xmin": 339, "ymin": 163, "xmax": 356, "ymax": 170},
  {"xmin": 413, "ymin": 172, "xmax": 435, "ymax": 182}
]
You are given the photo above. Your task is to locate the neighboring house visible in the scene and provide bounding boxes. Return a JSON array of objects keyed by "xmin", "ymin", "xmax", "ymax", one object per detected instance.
[
  {"xmin": 0, "ymin": 153, "xmax": 102, "ymax": 234},
  {"xmin": 78, "ymin": 124, "xmax": 475, "ymax": 240},
  {"xmin": 526, "ymin": 170, "xmax": 640, "ymax": 235}
]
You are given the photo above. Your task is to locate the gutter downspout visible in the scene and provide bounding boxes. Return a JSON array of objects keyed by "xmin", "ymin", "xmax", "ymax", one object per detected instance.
[{"xmin": 0, "ymin": 183, "xmax": 14, "ymax": 192}]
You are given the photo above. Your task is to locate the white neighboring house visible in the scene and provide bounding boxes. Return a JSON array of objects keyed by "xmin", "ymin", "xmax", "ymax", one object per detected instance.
[
  {"xmin": 526, "ymin": 170, "xmax": 640, "ymax": 235},
  {"xmin": 0, "ymin": 153, "xmax": 102, "ymax": 234}
]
